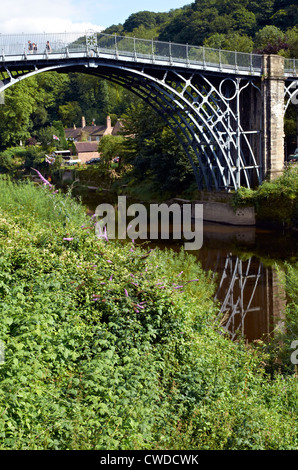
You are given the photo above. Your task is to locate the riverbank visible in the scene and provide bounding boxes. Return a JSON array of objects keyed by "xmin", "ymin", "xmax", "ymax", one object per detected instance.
[
  {"xmin": 0, "ymin": 176, "xmax": 297, "ymax": 450},
  {"xmin": 52, "ymin": 165, "xmax": 298, "ymax": 230}
]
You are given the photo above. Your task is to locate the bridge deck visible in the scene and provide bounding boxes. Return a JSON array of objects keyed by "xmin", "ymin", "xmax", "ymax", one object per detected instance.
[{"xmin": 0, "ymin": 31, "xmax": 264, "ymax": 77}]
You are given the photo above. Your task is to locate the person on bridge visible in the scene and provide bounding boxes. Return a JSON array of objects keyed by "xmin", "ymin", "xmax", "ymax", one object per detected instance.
[
  {"xmin": 32, "ymin": 43, "xmax": 37, "ymax": 54},
  {"xmin": 28, "ymin": 40, "xmax": 33, "ymax": 53},
  {"xmin": 46, "ymin": 41, "xmax": 52, "ymax": 53}
]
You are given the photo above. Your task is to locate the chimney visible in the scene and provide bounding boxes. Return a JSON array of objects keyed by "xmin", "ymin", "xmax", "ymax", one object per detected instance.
[
  {"xmin": 81, "ymin": 116, "xmax": 86, "ymax": 128},
  {"xmin": 106, "ymin": 115, "xmax": 112, "ymax": 130}
]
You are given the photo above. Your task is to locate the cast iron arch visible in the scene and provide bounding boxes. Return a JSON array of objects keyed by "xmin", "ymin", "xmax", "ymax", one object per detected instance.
[{"xmin": 0, "ymin": 59, "xmax": 263, "ymax": 190}]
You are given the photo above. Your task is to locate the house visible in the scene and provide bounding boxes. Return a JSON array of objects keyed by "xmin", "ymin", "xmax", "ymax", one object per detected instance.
[
  {"xmin": 64, "ymin": 115, "xmax": 123, "ymax": 163},
  {"xmin": 74, "ymin": 141, "xmax": 101, "ymax": 164},
  {"xmin": 64, "ymin": 115, "xmax": 115, "ymax": 143}
]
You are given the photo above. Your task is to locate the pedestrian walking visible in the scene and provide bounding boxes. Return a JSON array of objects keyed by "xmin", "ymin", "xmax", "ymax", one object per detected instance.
[
  {"xmin": 46, "ymin": 41, "xmax": 52, "ymax": 53},
  {"xmin": 28, "ymin": 40, "xmax": 33, "ymax": 53},
  {"xmin": 32, "ymin": 43, "xmax": 37, "ymax": 54}
]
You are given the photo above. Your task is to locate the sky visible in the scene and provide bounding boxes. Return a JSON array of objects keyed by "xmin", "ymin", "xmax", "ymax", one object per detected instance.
[{"xmin": 0, "ymin": 0, "xmax": 189, "ymax": 35}]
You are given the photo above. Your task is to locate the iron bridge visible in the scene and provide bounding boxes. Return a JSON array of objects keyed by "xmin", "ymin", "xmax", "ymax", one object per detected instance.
[{"xmin": 0, "ymin": 31, "xmax": 297, "ymax": 191}]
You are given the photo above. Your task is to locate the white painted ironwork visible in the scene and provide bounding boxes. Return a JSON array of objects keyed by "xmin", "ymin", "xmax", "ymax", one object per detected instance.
[
  {"xmin": 0, "ymin": 31, "xmax": 263, "ymax": 75},
  {"xmin": 284, "ymin": 79, "xmax": 298, "ymax": 111},
  {"xmin": 0, "ymin": 31, "xmax": 295, "ymax": 190}
]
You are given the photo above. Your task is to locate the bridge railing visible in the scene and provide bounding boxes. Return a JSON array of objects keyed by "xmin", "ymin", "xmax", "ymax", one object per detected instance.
[
  {"xmin": 0, "ymin": 31, "xmax": 263, "ymax": 72},
  {"xmin": 285, "ymin": 58, "xmax": 298, "ymax": 74},
  {"xmin": 0, "ymin": 32, "xmax": 84, "ymax": 55}
]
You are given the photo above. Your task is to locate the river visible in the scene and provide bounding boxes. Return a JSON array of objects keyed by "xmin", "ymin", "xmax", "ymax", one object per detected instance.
[{"xmin": 74, "ymin": 189, "xmax": 297, "ymax": 343}]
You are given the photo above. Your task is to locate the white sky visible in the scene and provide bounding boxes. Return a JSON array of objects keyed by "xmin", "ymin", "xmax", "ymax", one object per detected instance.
[{"xmin": 0, "ymin": 0, "xmax": 190, "ymax": 34}]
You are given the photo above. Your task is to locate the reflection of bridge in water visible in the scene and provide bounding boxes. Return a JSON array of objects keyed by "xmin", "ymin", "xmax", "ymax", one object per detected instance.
[
  {"xmin": 214, "ymin": 255, "xmax": 285, "ymax": 341},
  {"xmin": 197, "ymin": 225, "xmax": 286, "ymax": 342},
  {"xmin": 74, "ymin": 192, "xmax": 292, "ymax": 343}
]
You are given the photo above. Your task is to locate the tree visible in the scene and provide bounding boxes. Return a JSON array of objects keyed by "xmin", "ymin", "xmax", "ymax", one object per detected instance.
[
  {"xmin": 120, "ymin": 102, "xmax": 195, "ymax": 194},
  {"xmin": 103, "ymin": 24, "xmax": 124, "ymax": 35},
  {"xmin": 30, "ymin": 72, "xmax": 73, "ymax": 132},
  {"xmin": 0, "ymin": 78, "xmax": 39, "ymax": 149},
  {"xmin": 52, "ymin": 120, "xmax": 68, "ymax": 150},
  {"xmin": 246, "ymin": 0, "xmax": 275, "ymax": 27},
  {"xmin": 271, "ymin": 5, "xmax": 298, "ymax": 30},
  {"xmin": 58, "ymin": 101, "xmax": 82, "ymax": 128},
  {"xmin": 204, "ymin": 33, "xmax": 254, "ymax": 53},
  {"xmin": 158, "ymin": 9, "xmax": 194, "ymax": 43},
  {"xmin": 286, "ymin": 27, "xmax": 298, "ymax": 57},
  {"xmin": 98, "ymin": 135, "xmax": 125, "ymax": 168},
  {"xmin": 232, "ymin": 8, "xmax": 256, "ymax": 35},
  {"xmin": 254, "ymin": 25, "xmax": 287, "ymax": 54},
  {"xmin": 123, "ymin": 11, "xmax": 158, "ymax": 32}
]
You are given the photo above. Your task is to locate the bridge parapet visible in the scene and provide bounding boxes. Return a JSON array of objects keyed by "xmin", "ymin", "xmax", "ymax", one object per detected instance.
[
  {"xmin": 0, "ymin": 31, "xmax": 263, "ymax": 76},
  {"xmin": 284, "ymin": 58, "xmax": 298, "ymax": 76}
]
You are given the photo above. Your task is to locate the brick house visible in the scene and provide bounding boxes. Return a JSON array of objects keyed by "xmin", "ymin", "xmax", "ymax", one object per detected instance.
[
  {"xmin": 65, "ymin": 115, "xmax": 114, "ymax": 143},
  {"xmin": 73, "ymin": 142, "xmax": 100, "ymax": 164},
  {"xmin": 64, "ymin": 115, "xmax": 123, "ymax": 163}
]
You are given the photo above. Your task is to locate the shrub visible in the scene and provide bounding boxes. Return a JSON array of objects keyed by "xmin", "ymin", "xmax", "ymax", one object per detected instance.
[
  {"xmin": 0, "ymin": 178, "xmax": 297, "ymax": 450},
  {"xmin": 232, "ymin": 167, "xmax": 298, "ymax": 227}
]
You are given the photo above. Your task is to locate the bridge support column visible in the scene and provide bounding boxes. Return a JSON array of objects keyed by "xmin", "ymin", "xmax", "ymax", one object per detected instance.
[{"xmin": 262, "ymin": 55, "xmax": 285, "ymax": 180}]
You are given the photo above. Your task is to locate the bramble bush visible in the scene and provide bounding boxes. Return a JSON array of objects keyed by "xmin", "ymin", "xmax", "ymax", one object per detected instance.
[{"xmin": 0, "ymin": 177, "xmax": 297, "ymax": 449}]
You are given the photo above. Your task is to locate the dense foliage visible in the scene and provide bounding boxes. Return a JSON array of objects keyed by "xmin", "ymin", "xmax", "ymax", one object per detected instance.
[
  {"xmin": 0, "ymin": 72, "xmax": 135, "ymax": 150},
  {"xmin": 105, "ymin": 1, "xmax": 298, "ymax": 56},
  {"xmin": 232, "ymin": 166, "xmax": 298, "ymax": 228},
  {"xmin": 115, "ymin": 102, "xmax": 196, "ymax": 197},
  {"xmin": 0, "ymin": 177, "xmax": 297, "ymax": 450},
  {"xmin": 269, "ymin": 262, "xmax": 298, "ymax": 375}
]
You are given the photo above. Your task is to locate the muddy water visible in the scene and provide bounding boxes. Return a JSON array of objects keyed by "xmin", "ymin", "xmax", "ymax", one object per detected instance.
[{"xmin": 77, "ymin": 191, "xmax": 298, "ymax": 342}]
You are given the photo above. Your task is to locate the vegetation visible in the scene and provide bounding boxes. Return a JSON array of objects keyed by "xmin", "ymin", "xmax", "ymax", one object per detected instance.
[
  {"xmin": 0, "ymin": 177, "xmax": 297, "ymax": 450},
  {"xmin": 114, "ymin": 102, "xmax": 196, "ymax": 197},
  {"xmin": 0, "ymin": 72, "xmax": 135, "ymax": 150},
  {"xmin": 104, "ymin": 1, "xmax": 298, "ymax": 56},
  {"xmin": 267, "ymin": 262, "xmax": 298, "ymax": 375},
  {"xmin": 97, "ymin": 135, "xmax": 126, "ymax": 169},
  {"xmin": 232, "ymin": 166, "xmax": 298, "ymax": 228},
  {"xmin": 0, "ymin": 1, "xmax": 297, "ymax": 452}
]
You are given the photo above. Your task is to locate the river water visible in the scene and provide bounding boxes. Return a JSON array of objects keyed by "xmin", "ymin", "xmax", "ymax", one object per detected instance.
[{"xmin": 76, "ymin": 190, "xmax": 297, "ymax": 343}]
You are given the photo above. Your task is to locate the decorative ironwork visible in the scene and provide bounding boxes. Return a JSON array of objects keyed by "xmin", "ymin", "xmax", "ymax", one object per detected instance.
[
  {"xmin": 87, "ymin": 66, "xmax": 262, "ymax": 190},
  {"xmin": 285, "ymin": 79, "xmax": 298, "ymax": 111},
  {"xmin": 0, "ymin": 31, "xmax": 296, "ymax": 190}
]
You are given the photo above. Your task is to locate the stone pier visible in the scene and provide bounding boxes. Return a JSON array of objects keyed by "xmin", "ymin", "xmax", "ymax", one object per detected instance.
[{"xmin": 262, "ymin": 55, "xmax": 286, "ymax": 180}]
